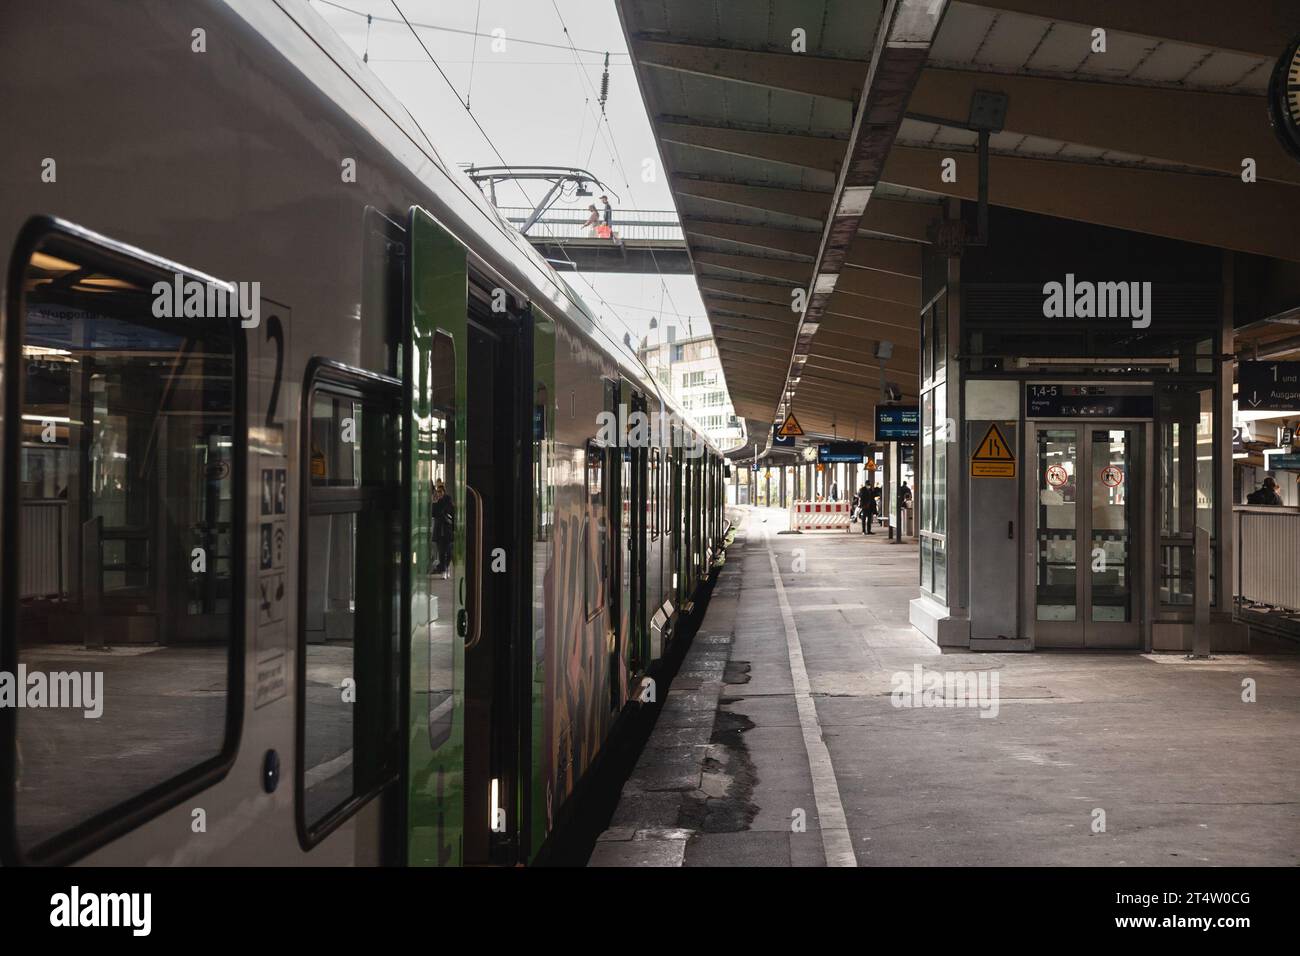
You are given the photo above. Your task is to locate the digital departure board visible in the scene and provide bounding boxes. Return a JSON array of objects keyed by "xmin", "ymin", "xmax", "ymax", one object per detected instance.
[{"xmin": 875, "ymin": 405, "xmax": 919, "ymax": 440}]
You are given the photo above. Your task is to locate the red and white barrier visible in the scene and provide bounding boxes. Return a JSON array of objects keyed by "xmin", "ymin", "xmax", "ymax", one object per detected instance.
[{"xmin": 788, "ymin": 500, "xmax": 853, "ymax": 531}]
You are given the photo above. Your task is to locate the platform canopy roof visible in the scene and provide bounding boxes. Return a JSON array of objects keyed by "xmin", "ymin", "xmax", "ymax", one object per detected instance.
[{"xmin": 616, "ymin": 0, "xmax": 1300, "ymax": 442}]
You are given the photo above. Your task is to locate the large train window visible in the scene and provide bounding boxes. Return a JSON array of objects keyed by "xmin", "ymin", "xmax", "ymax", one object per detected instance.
[
  {"xmin": 299, "ymin": 365, "xmax": 402, "ymax": 844},
  {"xmin": 3, "ymin": 219, "xmax": 240, "ymax": 863}
]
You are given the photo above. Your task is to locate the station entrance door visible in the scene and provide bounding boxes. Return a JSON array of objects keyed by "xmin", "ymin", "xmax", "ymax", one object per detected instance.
[{"xmin": 1026, "ymin": 422, "xmax": 1149, "ymax": 648}]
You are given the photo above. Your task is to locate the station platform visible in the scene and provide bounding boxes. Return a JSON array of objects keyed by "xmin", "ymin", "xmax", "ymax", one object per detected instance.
[{"xmin": 590, "ymin": 506, "xmax": 1300, "ymax": 867}]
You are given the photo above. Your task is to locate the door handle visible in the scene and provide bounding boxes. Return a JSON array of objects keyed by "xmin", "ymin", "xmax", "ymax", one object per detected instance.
[
  {"xmin": 464, "ymin": 484, "xmax": 485, "ymax": 650},
  {"xmin": 1008, "ymin": 520, "xmax": 1014, "ymax": 539}
]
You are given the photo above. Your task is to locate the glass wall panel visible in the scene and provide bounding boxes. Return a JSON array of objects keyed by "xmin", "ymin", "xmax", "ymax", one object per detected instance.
[
  {"xmin": 934, "ymin": 383, "xmax": 946, "ymax": 537},
  {"xmin": 1036, "ymin": 428, "xmax": 1078, "ymax": 622}
]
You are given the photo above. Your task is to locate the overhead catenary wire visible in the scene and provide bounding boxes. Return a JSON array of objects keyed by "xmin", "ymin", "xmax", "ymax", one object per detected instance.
[
  {"xmin": 314, "ymin": 0, "xmax": 630, "ymax": 58},
  {"xmin": 323, "ymin": 0, "xmax": 690, "ymax": 400},
  {"xmin": 386, "ymin": 0, "xmax": 529, "ymax": 211},
  {"xmin": 547, "ymin": 0, "xmax": 694, "ymax": 342},
  {"xmin": 465, "ymin": 0, "xmax": 482, "ymax": 109}
]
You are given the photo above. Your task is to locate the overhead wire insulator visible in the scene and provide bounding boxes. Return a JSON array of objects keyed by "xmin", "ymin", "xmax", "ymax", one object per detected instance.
[{"xmin": 599, "ymin": 52, "xmax": 610, "ymax": 114}]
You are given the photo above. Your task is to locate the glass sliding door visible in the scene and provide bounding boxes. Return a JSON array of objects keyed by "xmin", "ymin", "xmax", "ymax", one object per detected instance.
[{"xmin": 1029, "ymin": 421, "xmax": 1146, "ymax": 648}]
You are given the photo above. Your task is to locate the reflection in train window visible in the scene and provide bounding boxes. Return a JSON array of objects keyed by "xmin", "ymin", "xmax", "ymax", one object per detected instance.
[
  {"xmin": 428, "ymin": 330, "xmax": 455, "ymax": 749},
  {"xmin": 650, "ymin": 447, "xmax": 660, "ymax": 538},
  {"xmin": 301, "ymin": 377, "xmax": 401, "ymax": 839},
  {"xmin": 585, "ymin": 441, "xmax": 606, "ymax": 621},
  {"xmin": 9, "ymin": 229, "xmax": 237, "ymax": 858}
]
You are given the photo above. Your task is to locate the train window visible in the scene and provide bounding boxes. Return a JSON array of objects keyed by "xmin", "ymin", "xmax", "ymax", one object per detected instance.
[
  {"xmin": 584, "ymin": 441, "xmax": 606, "ymax": 621},
  {"xmin": 360, "ymin": 207, "xmax": 404, "ymax": 377},
  {"xmin": 428, "ymin": 332, "xmax": 455, "ymax": 749},
  {"xmin": 4, "ymin": 223, "xmax": 239, "ymax": 862},
  {"xmin": 300, "ymin": 372, "xmax": 402, "ymax": 843},
  {"xmin": 650, "ymin": 447, "xmax": 660, "ymax": 538}
]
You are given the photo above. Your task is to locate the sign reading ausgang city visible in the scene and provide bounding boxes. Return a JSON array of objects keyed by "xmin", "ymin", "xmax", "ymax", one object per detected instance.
[
  {"xmin": 1025, "ymin": 383, "xmax": 1154, "ymax": 419},
  {"xmin": 1238, "ymin": 361, "xmax": 1300, "ymax": 412}
]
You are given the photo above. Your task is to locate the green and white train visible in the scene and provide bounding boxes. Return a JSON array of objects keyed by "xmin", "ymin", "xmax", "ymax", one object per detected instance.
[{"xmin": 0, "ymin": 0, "xmax": 728, "ymax": 865}]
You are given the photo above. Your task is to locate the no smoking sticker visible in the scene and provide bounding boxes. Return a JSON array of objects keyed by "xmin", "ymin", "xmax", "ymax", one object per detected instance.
[{"xmin": 1100, "ymin": 465, "xmax": 1124, "ymax": 487}]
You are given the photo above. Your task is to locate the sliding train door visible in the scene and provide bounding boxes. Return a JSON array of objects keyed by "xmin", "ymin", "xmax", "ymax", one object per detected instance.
[
  {"xmin": 463, "ymin": 290, "xmax": 533, "ymax": 864},
  {"xmin": 407, "ymin": 208, "xmax": 467, "ymax": 867},
  {"xmin": 408, "ymin": 207, "xmax": 535, "ymax": 866}
]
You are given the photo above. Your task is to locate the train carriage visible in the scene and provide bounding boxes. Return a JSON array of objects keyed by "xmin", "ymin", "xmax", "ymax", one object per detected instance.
[{"xmin": 0, "ymin": 0, "xmax": 727, "ymax": 866}]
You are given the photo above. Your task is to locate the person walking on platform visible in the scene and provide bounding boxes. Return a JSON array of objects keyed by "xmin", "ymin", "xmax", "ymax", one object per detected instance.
[
  {"xmin": 1246, "ymin": 475, "xmax": 1283, "ymax": 506},
  {"xmin": 857, "ymin": 480, "xmax": 878, "ymax": 534}
]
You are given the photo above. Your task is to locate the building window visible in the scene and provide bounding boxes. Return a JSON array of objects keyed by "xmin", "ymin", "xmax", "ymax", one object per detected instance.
[{"xmin": 8, "ymin": 222, "xmax": 239, "ymax": 861}]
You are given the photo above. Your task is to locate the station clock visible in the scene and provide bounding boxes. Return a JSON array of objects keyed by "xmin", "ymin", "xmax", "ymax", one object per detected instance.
[{"xmin": 1268, "ymin": 35, "xmax": 1300, "ymax": 162}]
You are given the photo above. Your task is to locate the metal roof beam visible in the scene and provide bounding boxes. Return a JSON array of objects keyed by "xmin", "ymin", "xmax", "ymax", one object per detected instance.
[
  {"xmin": 683, "ymin": 218, "xmax": 821, "ymax": 258},
  {"xmin": 673, "ymin": 176, "xmax": 833, "ymax": 220},
  {"xmin": 844, "ymin": 236, "xmax": 924, "ymax": 277},
  {"xmin": 909, "ymin": 67, "xmax": 1300, "ymax": 187},
  {"xmin": 697, "ymin": 278, "xmax": 801, "ymax": 304},
  {"xmin": 967, "ymin": 0, "xmax": 1300, "ymax": 58},
  {"xmin": 660, "ymin": 122, "xmax": 845, "ymax": 172},
  {"xmin": 692, "ymin": 251, "xmax": 812, "ymax": 283},
  {"xmin": 881, "ymin": 145, "xmax": 1300, "ymax": 263},
  {"xmin": 633, "ymin": 39, "xmax": 867, "ymax": 103}
]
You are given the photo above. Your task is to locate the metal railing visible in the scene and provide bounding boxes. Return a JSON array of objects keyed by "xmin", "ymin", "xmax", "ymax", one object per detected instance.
[
  {"xmin": 498, "ymin": 207, "xmax": 683, "ymax": 243},
  {"xmin": 1234, "ymin": 505, "xmax": 1300, "ymax": 612}
]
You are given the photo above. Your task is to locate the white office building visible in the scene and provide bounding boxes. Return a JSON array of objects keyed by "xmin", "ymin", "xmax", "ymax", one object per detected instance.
[{"xmin": 637, "ymin": 329, "xmax": 745, "ymax": 452}]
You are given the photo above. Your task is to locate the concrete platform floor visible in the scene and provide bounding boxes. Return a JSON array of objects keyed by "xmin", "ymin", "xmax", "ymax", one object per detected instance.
[{"xmin": 590, "ymin": 506, "xmax": 1300, "ymax": 867}]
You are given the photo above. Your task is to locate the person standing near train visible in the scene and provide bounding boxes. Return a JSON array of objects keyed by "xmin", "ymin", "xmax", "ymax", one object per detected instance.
[{"xmin": 431, "ymin": 479, "xmax": 453, "ymax": 574}]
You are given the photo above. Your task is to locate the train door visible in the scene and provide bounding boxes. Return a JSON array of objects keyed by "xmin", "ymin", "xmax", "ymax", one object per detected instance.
[
  {"xmin": 408, "ymin": 208, "xmax": 534, "ymax": 867},
  {"xmin": 462, "ymin": 285, "xmax": 533, "ymax": 864},
  {"xmin": 603, "ymin": 379, "xmax": 623, "ymax": 713},
  {"xmin": 671, "ymin": 432, "xmax": 685, "ymax": 603},
  {"xmin": 623, "ymin": 388, "xmax": 647, "ymax": 674},
  {"xmin": 406, "ymin": 208, "xmax": 468, "ymax": 867}
]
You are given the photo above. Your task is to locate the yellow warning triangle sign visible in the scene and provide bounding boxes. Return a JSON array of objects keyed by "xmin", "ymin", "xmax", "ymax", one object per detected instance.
[
  {"xmin": 970, "ymin": 422, "xmax": 1016, "ymax": 478},
  {"xmin": 972, "ymin": 423, "xmax": 1014, "ymax": 461},
  {"xmin": 777, "ymin": 412, "xmax": 804, "ymax": 438}
]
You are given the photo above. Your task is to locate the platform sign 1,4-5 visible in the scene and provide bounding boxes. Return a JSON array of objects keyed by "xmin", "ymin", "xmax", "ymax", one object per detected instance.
[{"xmin": 1238, "ymin": 361, "xmax": 1300, "ymax": 412}]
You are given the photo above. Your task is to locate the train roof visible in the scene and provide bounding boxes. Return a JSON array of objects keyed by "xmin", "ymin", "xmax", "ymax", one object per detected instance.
[{"xmin": 242, "ymin": 0, "xmax": 725, "ymax": 456}]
